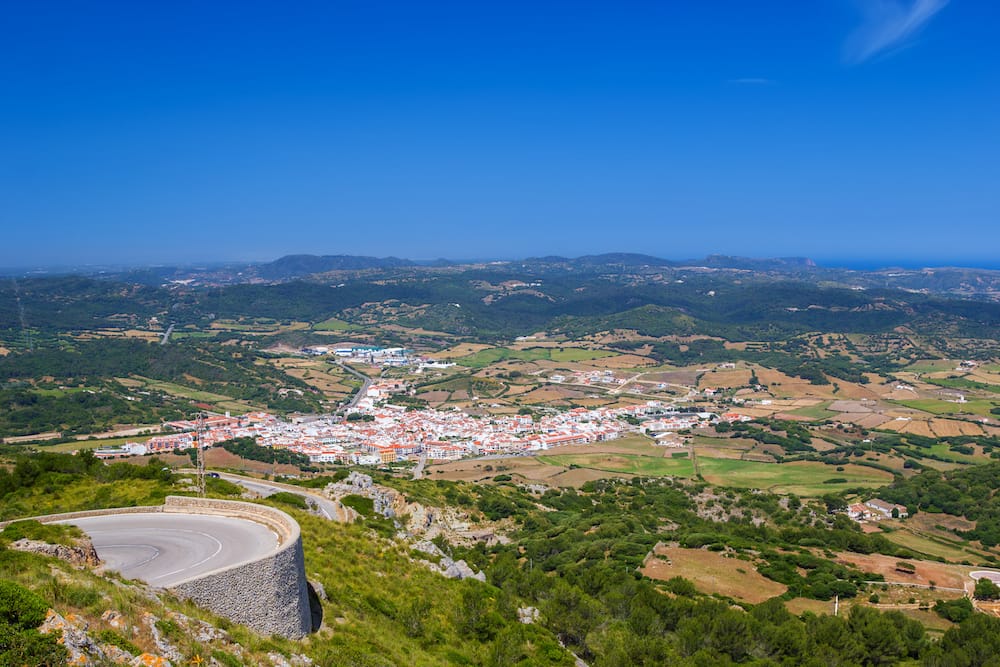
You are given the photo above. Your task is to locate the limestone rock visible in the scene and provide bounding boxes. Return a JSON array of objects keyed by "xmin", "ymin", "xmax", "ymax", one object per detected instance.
[
  {"xmin": 518, "ymin": 606, "xmax": 540, "ymax": 624},
  {"xmin": 102, "ymin": 609, "xmax": 126, "ymax": 630},
  {"xmin": 143, "ymin": 613, "xmax": 185, "ymax": 664},
  {"xmin": 130, "ymin": 654, "xmax": 173, "ymax": 667},
  {"xmin": 267, "ymin": 652, "xmax": 312, "ymax": 667},
  {"xmin": 12, "ymin": 537, "xmax": 102, "ymax": 567},
  {"xmin": 39, "ymin": 609, "xmax": 107, "ymax": 665},
  {"xmin": 441, "ymin": 558, "xmax": 485, "ymax": 581},
  {"xmin": 309, "ymin": 579, "xmax": 328, "ymax": 601}
]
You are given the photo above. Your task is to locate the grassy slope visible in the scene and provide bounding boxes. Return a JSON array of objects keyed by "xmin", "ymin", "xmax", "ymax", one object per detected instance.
[{"xmin": 0, "ymin": 473, "xmax": 574, "ymax": 666}]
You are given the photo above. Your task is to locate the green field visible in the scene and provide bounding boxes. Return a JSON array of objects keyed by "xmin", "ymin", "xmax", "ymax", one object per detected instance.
[
  {"xmin": 892, "ymin": 398, "xmax": 1000, "ymax": 417},
  {"xmin": 537, "ymin": 452, "xmax": 696, "ymax": 477},
  {"xmin": 893, "ymin": 399, "xmax": 998, "ymax": 417},
  {"xmin": 135, "ymin": 377, "xmax": 263, "ymax": 411},
  {"xmin": 923, "ymin": 443, "xmax": 985, "ymax": 465},
  {"xmin": 925, "ymin": 376, "xmax": 1000, "ymax": 393},
  {"xmin": 32, "ymin": 386, "xmax": 102, "ymax": 397},
  {"xmin": 40, "ymin": 434, "xmax": 157, "ymax": 453},
  {"xmin": 883, "ymin": 528, "xmax": 986, "ymax": 562},
  {"xmin": 904, "ymin": 360, "xmax": 958, "ymax": 373},
  {"xmin": 787, "ymin": 404, "xmax": 838, "ymax": 420},
  {"xmin": 314, "ymin": 317, "xmax": 357, "ymax": 331},
  {"xmin": 697, "ymin": 458, "xmax": 893, "ymax": 496},
  {"xmin": 456, "ymin": 346, "xmax": 618, "ymax": 368}
]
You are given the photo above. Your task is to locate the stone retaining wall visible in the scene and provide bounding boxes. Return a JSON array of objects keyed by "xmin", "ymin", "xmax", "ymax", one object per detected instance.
[
  {"xmin": 0, "ymin": 504, "xmax": 163, "ymax": 529},
  {"xmin": 0, "ymin": 496, "xmax": 312, "ymax": 639},
  {"xmin": 162, "ymin": 496, "xmax": 312, "ymax": 638}
]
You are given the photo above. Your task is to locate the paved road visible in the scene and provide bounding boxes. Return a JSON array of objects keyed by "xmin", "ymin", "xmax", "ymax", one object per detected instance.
[
  {"xmin": 218, "ymin": 473, "xmax": 344, "ymax": 521},
  {"xmin": 59, "ymin": 513, "xmax": 278, "ymax": 587},
  {"xmin": 412, "ymin": 452, "xmax": 427, "ymax": 480},
  {"xmin": 336, "ymin": 362, "xmax": 372, "ymax": 411}
]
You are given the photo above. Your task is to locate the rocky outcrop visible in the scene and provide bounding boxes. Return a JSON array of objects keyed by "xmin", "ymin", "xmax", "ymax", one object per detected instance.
[
  {"xmin": 11, "ymin": 537, "xmax": 101, "ymax": 567},
  {"xmin": 411, "ymin": 539, "xmax": 486, "ymax": 581},
  {"xmin": 40, "ymin": 610, "xmax": 132, "ymax": 666}
]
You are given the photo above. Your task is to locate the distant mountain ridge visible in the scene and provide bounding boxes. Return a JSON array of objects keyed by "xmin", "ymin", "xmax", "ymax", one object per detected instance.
[
  {"xmin": 255, "ymin": 254, "xmax": 417, "ymax": 279},
  {"xmin": 698, "ymin": 255, "xmax": 817, "ymax": 270}
]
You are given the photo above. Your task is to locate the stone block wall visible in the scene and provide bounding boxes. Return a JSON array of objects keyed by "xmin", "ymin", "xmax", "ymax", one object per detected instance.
[
  {"xmin": 2, "ymin": 496, "xmax": 312, "ymax": 639},
  {"xmin": 163, "ymin": 496, "xmax": 312, "ymax": 638}
]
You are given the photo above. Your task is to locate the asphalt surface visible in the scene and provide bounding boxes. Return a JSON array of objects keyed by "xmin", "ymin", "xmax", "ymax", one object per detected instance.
[
  {"xmin": 218, "ymin": 473, "xmax": 342, "ymax": 521},
  {"xmin": 336, "ymin": 361, "xmax": 372, "ymax": 410},
  {"xmin": 60, "ymin": 513, "xmax": 278, "ymax": 587}
]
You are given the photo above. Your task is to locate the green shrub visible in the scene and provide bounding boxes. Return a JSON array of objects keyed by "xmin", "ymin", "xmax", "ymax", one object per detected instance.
[
  {"xmin": 934, "ymin": 597, "xmax": 974, "ymax": 623},
  {"xmin": 269, "ymin": 492, "xmax": 309, "ymax": 510},
  {"xmin": 0, "ymin": 580, "xmax": 68, "ymax": 666},
  {"xmin": 0, "ymin": 580, "xmax": 48, "ymax": 630},
  {"xmin": 341, "ymin": 494, "xmax": 375, "ymax": 516},
  {"xmin": 0, "ymin": 520, "xmax": 83, "ymax": 547},
  {"xmin": 211, "ymin": 649, "xmax": 243, "ymax": 667},
  {"xmin": 56, "ymin": 584, "xmax": 102, "ymax": 610},
  {"xmin": 204, "ymin": 476, "xmax": 243, "ymax": 496},
  {"xmin": 96, "ymin": 629, "xmax": 140, "ymax": 655}
]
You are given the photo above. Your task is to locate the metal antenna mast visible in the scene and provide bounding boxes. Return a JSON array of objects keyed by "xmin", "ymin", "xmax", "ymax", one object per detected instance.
[{"xmin": 196, "ymin": 412, "xmax": 206, "ymax": 497}]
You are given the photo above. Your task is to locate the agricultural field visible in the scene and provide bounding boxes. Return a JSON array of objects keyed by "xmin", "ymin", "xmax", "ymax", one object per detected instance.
[
  {"xmin": 697, "ymin": 367, "xmax": 753, "ymax": 390},
  {"xmin": 263, "ymin": 356, "xmax": 357, "ymax": 404},
  {"xmin": 453, "ymin": 345, "xmax": 623, "ymax": 368},
  {"xmin": 881, "ymin": 530, "xmax": 980, "ymax": 564},
  {"xmin": 426, "ymin": 455, "xmax": 637, "ymax": 488},
  {"xmin": 834, "ymin": 551, "xmax": 969, "ymax": 590},
  {"xmin": 904, "ymin": 360, "xmax": 960, "ymax": 373},
  {"xmin": 641, "ymin": 544, "xmax": 787, "ymax": 604},
  {"xmin": 312, "ymin": 316, "xmax": 358, "ymax": 331},
  {"xmin": 131, "ymin": 376, "xmax": 264, "ymax": 413},
  {"xmin": 427, "ymin": 436, "xmax": 668, "ymax": 486},
  {"xmin": 538, "ymin": 451, "xmax": 696, "ymax": 478},
  {"xmin": 786, "ymin": 402, "xmax": 839, "ymax": 421},
  {"xmin": 892, "ymin": 398, "xmax": 998, "ymax": 418},
  {"xmin": 209, "ymin": 318, "xmax": 311, "ymax": 335},
  {"xmin": 696, "ymin": 458, "xmax": 894, "ymax": 496}
]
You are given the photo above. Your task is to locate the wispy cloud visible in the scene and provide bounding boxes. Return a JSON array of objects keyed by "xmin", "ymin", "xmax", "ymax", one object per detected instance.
[
  {"xmin": 845, "ymin": 0, "xmax": 949, "ymax": 64},
  {"xmin": 727, "ymin": 78, "xmax": 777, "ymax": 86}
]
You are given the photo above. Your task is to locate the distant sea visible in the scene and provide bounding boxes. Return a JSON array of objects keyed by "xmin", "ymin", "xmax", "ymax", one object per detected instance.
[{"xmin": 817, "ymin": 259, "xmax": 1000, "ymax": 271}]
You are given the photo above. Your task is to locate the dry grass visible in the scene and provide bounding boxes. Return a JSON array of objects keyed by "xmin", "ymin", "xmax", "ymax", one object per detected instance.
[
  {"xmin": 969, "ymin": 370, "xmax": 1000, "ymax": 385},
  {"xmin": 785, "ymin": 597, "xmax": 835, "ymax": 616},
  {"xmin": 834, "ymin": 381, "xmax": 882, "ymax": 400},
  {"xmin": 852, "ymin": 413, "xmax": 894, "ymax": 429},
  {"xmin": 930, "ymin": 418, "xmax": 985, "ymax": 437},
  {"xmin": 907, "ymin": 512, "xmax": 976, "ymax": 534},
  {"xmin": 426, "ymin": 456, "xmax": 634, "ymax": 488},
  {"xmin": 732, "ymin": 406, "xmax": 782, "ymax": 418},
  {"xmin": 430, "ymin": 343, "xmax": 494, "ymax": 359},
  {"xmin": 641, "ymin": 369, "xmax": 701, "ymax": 386},
  {"xmin": 579, "ymin": 354, "xmax": 654, "ymax": 369},
  {"xmin": 834, "ymin": 552, "xmax": 969, "ymax": 590},
  {"xmin": 123, "ymin": 329, "xmax": 162, "ymax": 341},
  {"xmin": 755, "ymin": 369, "xmax": 823, "ymax": 396},
  {"xmin": 699, "ymin": 369, "xmax": 752, "ymax": 389},
  {"xmin": 516, "ymin": 386, "xmax": 589, "ymax": 403},
  {"xmin": 125, "ymin": 448, "xmax": 303, "ymax": 476},
  {"xmin": 895, "ymin": 420, "xmax": 938, "ymax": 438},
  {"xmin": 427, "ymin": 437, "xmax": 659, "ymax": 487},
  {"xmin": 641, "ymin": 545, "xmax": 787, "ymax": 604}
]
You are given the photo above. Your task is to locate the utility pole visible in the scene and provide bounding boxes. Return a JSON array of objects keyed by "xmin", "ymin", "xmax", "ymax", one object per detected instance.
[{"xmin": 196, "ymin": 412, "xmax": 206, "ymax": 497}]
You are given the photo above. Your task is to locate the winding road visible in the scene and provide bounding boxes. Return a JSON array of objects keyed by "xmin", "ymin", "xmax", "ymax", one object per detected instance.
[
  {"xmin": 335, "ymin": 361, "xmax": 372, "ymax": 411},
  {"xmin": 59, "ymin": 513, "xmax": 278, "ymax": 587},
  {"xmin": 217, "ymin": 472, "xmax": 346, "ymax": 521}
]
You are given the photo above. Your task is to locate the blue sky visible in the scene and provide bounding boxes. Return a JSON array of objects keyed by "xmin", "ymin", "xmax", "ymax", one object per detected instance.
[{"xmin": 1, "ymin": 1, "xmax": 997, "ymax": 268}]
